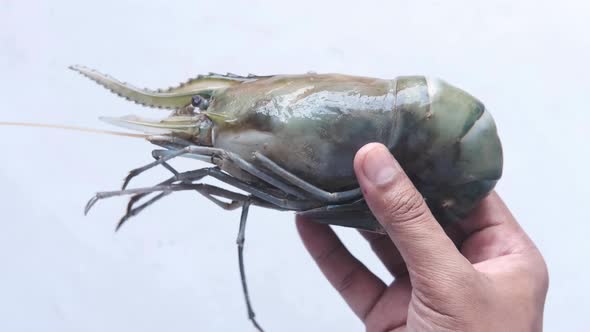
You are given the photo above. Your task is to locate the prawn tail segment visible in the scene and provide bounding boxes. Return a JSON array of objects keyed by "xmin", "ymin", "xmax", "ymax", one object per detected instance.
[
  {"xmin": 69, "ymin": 65, "xmax": 259, "ymax": 110},
  {"xmin": 391, "ymin": 77, "xmax": 503, "ymax": 224}
]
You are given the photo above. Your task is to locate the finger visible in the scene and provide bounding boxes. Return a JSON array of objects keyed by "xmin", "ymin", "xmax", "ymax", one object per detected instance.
[
  {"xmin": 364, "ymin": 276, "xmax": 411, "ymax": 332},
  {"xmin": 462, "ymin": 192, "xmax": 549, "ymax": 295},
  {"xmin": 358, "ymin": 230, "xmax": 408, "ymax": 277},
  {"xmin": 459, "ymin": 191, "xmax": 536, "ymax": 263},
  {"xmin": 353, "ymin": 143, "xmax": 471, "ymax": 280},
  {"xmin": 296, "ymin": 216, "xmax": 386, "ymax": 320},
  {"xmin": 460, "ymin": 191, "xmax": 521, "ymax": 234}
]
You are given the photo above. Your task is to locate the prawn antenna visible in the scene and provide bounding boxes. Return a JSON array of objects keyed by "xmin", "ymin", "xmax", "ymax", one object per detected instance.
[{"xmin": 0, "ymin": 121, "xmax": 149, "ymax": 139}]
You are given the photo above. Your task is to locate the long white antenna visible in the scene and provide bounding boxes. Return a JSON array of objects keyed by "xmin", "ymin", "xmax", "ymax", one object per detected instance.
[{"xmin": 0, "ymin": 121, "xmax": 148, "ymax": 139}]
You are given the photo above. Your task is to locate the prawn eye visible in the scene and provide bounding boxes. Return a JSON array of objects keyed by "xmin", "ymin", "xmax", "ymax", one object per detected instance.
[{"xmin": 191, "ymin": 95, "xmax": 208, "ymax": 109}]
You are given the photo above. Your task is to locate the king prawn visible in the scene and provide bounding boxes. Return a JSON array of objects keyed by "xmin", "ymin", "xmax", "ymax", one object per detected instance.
[{"xmin": 71, "ymin": 65, "xmax": 503, "ymax": 331}]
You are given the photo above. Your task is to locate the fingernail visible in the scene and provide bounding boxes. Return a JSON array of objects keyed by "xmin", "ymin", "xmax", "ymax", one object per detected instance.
[{"xmin": 362, "ymin": 145, "xmax": 398, "ymax": 187}]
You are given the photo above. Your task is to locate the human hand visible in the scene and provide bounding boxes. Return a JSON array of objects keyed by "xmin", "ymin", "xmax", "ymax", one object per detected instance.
[{"xmin": 297, "ymin": 143, "xmax": 548, "ymax": 331}]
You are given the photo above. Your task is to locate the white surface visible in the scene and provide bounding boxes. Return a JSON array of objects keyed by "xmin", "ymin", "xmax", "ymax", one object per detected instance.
[{"xmin": 0, "ymin": 0, "xmax": 588, "ymax": 331}]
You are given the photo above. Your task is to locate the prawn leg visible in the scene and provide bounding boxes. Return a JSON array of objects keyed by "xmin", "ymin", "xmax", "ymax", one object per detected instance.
[
  {"xmin": 236, "ymin": 199, "xmax": 264, "ymax": 332},
  {"xmin": 119, "ymin": 183, "xmax": 245, "ymax": 231},
  {"xmin": 111, "ymin": 167, "xmax": 212, "ymax": 219},
  {"xmin": 117, "ymin": 183, "xmax": 259, "ymax": 230},
  {"xmin": 252, "ymin": 151, "xmax": 362, "ymax": 203},
  {"xmin": 116, "ymin": 192, "xmax": 169, "ymax": 231},
  {"xmin": 151, "ymin": 148, "xmax": 363, "ymax": 204},
  {"xmin": 152, "ymin": 157, "xmax": 244, "ymax": 210},
  {"xmin": 124, "ymin": 143, "xmax": 306, "ymax": 199},
  {"xmin": 121, "ymin": 155, "xmax": 239, "ymax": 226},
  {"xmin": 121, "ymin": 163, "xmax": 256, "ymax": 225},
  {"xmin": 123, "ymin": 162, "xmax": 265, "ymax": 331},
  {"xmin": 124, "ymin": 189, "xmax": 267, "ymax": 332},
  {"xmin": 297, "ymin": 200, "xmax": 385, "ymax": 233},
  {"xmin": 86, "ymin": 167, "xmax": 315, "ymax": 217},
  {"xmin": 120, "ymin": 155, "xmax": 265, "ymax": 330}
]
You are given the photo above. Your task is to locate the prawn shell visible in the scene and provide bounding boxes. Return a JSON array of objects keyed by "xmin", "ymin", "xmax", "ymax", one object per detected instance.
[
  {"xmin": 207, "ymin": 74, "xmax": 502, "ymax": 223},
  {"xmin": 209, "ymin": 74, "xmax": 398, "ymax": 191}
]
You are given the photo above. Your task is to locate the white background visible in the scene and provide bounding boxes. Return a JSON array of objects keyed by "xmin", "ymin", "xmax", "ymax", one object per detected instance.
[{"xmin": 1, "ymin": 0, "xmax": 588, "ymax": 331}]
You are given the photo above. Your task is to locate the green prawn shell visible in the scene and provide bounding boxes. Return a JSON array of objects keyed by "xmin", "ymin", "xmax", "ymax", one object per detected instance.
[{"xmin": 209, "ymin": 74, "xmax": 502, "ymax": 223}]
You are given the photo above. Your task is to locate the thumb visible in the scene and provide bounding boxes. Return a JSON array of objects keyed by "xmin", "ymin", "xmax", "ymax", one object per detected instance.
[{"xmin": 354, "ymin": 143, "xmax": 471, "ymax": 280}]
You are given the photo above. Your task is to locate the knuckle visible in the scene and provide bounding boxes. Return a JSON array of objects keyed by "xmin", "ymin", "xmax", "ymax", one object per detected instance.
[
  {"xmin": 413, "ymin": 265, "xmax": 472, "ymax": 294},
  {"xmin": 525, "ymin": 252, "xmax": 550, "ymax": 297},
  {"xmin": 537, "ymin": 257, "xmax": 550, "ymax": 293},
  {"xmin": 312, "ymin": 242, "xmax": 345, "ymax": 265},
  {"xmin": 335, "ymin": 264, "xmax": 364, "ymax": 294},
  {"xmin": 383, "ymin": 185, "xmax": 430, "ymax": 224}
]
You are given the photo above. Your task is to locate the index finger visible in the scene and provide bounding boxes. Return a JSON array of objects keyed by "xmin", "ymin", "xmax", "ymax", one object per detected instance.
[{"xmin": 458, "ymin": 191, "xmax": 537, "ymax": 263}]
